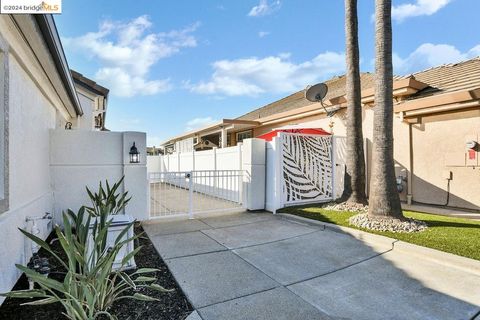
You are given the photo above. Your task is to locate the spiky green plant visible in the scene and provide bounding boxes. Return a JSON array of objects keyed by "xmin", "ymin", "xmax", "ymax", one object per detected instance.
[
  {"xmin": 1, "ymin": 208, "xmax": 171, "ymax": 320},
  {"xmin": 86, "ymin": 176, "xmax": 131, "ymax": 217}
]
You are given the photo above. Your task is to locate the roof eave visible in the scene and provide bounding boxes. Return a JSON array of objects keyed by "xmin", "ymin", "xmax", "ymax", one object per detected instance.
[{"xmin": 34, "ymin": 14, "xmax": 83, "ymax": 116}]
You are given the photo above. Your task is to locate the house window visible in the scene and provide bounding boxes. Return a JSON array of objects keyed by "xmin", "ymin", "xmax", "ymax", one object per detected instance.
[
  {"xmin": 0, "ymin": 50, "xmax": 9, "ymax": 213},
  {"xmin": 236, "ymin": 130, "xmax": 253, "ymax": 143}
]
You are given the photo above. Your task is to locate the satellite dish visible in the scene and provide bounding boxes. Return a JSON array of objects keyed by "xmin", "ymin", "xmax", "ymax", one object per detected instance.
[
  {"xmin": 305, "ymin": 83, "xmax": 328, "ymax": 102},
  {"xmin": 305, "ymin": 83, "xmax": 337, "ymax": 117}
]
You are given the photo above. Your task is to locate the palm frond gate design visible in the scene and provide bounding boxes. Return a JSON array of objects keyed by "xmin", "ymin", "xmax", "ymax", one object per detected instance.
[{"xmin": 281, "ymin": 133, "xmax": 333, "ymax": 205}]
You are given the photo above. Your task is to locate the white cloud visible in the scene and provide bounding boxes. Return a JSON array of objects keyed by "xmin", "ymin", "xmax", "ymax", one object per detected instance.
[
  {"xmin": 189, "ymin": 52, "xmax": 345, "ymax": 96},
  {"xmin": 393, "ymin": 43, "xmax": 480, "ymax": 74},
  {"xmin": 63, "ymin": 16, "xmax": 199, "ymax": 97},
  {"xmin": 186, "ymin": 117, "xmax": 219, "ymax": 131},
  {"xmin": 258, "ymin": 31, "xmax": 270, "ymax": 38},
  {"xmin": 392, "ymin": 0, "xmax": 452, "ymax": 22},
  {"xmin": 248, "ymin": 0, "xmax": 281, "ymax": 17},
  {"xmin": 95, "ymin": 68, "xmax": 172, "ymax": 97}
]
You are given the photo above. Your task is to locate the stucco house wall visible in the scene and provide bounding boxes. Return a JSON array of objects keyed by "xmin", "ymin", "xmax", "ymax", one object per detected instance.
[
  {"xmin": 409, "ymin": 109, "xmax": 480, "ymax": 210},
  {"xmin": 0, "ymin": 14, "xmax": 149, "ymax": 304},
  {"xmin": 0, "ymin": 17, "xmax": 68, "ymax": 301},
  {"xmin": 75, "ymin": 92, "xmax": 95, "ymax": 130}
]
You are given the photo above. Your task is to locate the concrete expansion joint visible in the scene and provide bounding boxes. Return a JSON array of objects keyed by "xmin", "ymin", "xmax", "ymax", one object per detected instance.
[
  {"xmin": 285, "ymin": 248, "xmax": 394, "ymax": 287},
  {"xmin": 197, "ymin": 217, "xmax": 273, "ymax": 229},
  {"xmin": 392, "ymin": 239, "xmax": 399, "ymax": 250},
  {"xmin": 165, "ymin": 248, "xmax": 229, "ymax": 261},
  {"xmin": 230, "ymin": 229, "xmax": 321, "ymax": 251},
  {"xmin": 197, "ymin": 286, "xmax": 282, "ymax": 311},
  {"xmin": 470, "ymin": 309, "xmax": 480, "ymax": 320}
]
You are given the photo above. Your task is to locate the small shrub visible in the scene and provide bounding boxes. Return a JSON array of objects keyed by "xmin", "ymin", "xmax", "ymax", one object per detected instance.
[
  {"xmin": 86, "ymin": 176, "xmax": 131, "ymax": 217},
  {"xmin": 2, "ymin": 202, "xmax": 170, "ymax": 319}
]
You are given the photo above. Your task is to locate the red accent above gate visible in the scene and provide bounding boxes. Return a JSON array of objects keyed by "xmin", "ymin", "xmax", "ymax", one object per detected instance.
[{"xmin": 256, "ymin": 128, "xmax": 331, "ymax": 141}]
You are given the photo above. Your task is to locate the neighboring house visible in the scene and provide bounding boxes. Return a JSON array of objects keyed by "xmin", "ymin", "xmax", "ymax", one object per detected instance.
[
  {"xmin": 0, "ymin": 14, "xmax": 124, "ymax": 302},
  {"xmin": 160, "ymin": 57, "xmax": 480, "ymax": 211},
  {"xmin": 147, "ymin": 146, "xmax": 163, "ymax": 156},
  {"xmin": 71, "ymin": 70, "xmax": 109, "ymax": 131}
]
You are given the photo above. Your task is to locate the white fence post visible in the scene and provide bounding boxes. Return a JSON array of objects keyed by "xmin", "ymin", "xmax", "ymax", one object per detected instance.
[
  {"xmin": 188, "ymin": 171, "xmax": 194, "ymax": 219},
  {"xmin": 192, "ymin": 150, "xmax": 196, "ymax": 171},
  {"xmin": 274, "ymin": 134, "xmax": 283, "ymax": 213},
  {"xmin": 177, "ymin": 151, "xmax": 181, "ymax": 171},
  {"xmin": 241, "ymin": 138, "xmax": 266, "ymax": 211},
  {"xmin": 331, "ymin": 136, "xmax": 336, "ymax": 200}
]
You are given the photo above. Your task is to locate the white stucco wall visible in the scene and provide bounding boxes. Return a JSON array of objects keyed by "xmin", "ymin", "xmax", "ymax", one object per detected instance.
[
  {"xmin": 0, "ymin": 54, "xmax": 59, "ymax": 301},
  {"xmin": 50, "ymin": 130, "xmax": 148, "ymax": 222}
]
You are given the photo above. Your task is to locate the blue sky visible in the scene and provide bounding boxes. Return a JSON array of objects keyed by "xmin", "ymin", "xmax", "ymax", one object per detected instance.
[{"xmin": 56, "ymin": 0, "xmax": 480, "ymax": 146}]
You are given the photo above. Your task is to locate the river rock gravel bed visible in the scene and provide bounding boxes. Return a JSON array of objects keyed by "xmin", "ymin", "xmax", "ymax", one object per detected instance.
[{"xmin": 349, "ymin": 213, "xmax": 428, "ymax": 233}]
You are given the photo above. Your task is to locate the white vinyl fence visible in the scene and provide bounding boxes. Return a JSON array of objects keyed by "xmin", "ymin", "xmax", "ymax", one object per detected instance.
[
  {"xmin": 147, "ymin": 145, "xmax": 244, "ymax": 218},
  {"xmin": 148, "ymin": 136, "xmax": 345, "ymax": 216},
  {"xmin": 149, "ymin": 170, "xmax": 243, "ymax": 218},
  {"xmin": 148, "ymin": 144, "xmax": 243, "ymax": 173}
]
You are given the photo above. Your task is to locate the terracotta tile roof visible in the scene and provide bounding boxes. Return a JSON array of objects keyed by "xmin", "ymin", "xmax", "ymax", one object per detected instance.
[
  {"xmin": 401, "ymin": 56, "xmax": 480, "ymax": 98},
  {"xmin": 237, "ymin": 73, "xmax": 375, "ymax": 120}
]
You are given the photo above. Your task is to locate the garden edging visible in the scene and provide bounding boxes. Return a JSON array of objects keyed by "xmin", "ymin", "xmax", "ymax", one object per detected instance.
[{"xmin": 278, "ymin": 213, "xmax": 480, "ymax": 276}]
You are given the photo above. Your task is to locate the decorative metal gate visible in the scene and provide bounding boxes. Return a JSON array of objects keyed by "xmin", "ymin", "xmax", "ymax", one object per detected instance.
[
  {"xmin": 149, "ymin": 170, "xmax": 244, "ymax": 219},
  {"xmin": 280, "ymin": 133, "xmax": 333, "ymax": 205}
]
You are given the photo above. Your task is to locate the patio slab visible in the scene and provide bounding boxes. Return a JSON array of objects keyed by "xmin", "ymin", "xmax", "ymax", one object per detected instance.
[
  {"xmin": 150, "ymin": 231, "xmax": 226, "ymax": 259},
  {"xmin": 234, "ymin": 230, "xmax": 393, "ymax": 285},
  {"xmin": 288, "ymin": 250, "xmax": 480, "ymax": 320},
  {"xmin": 202, "ymin": 218, "xmax": 317, "ymax": 249},
  {"xmin": 185, "ymin": 311, "xmax": 202, "ymax": 320},
  {"xmin": 144, "ymin": 212, "xmax": 480, "ymax": 320},
  {"xmin": 198, "ymin": 287, "xmax": 331, "ymax": 320},
  {"xmin": 199, "ymin": 212, "xmax": 274, "ymax": 228},
  {"xmin": 165, "ymin": 251, "xmax": 278, "ymax": 308},
  {"xmin": 143, "ymin": 218, "xmax": 210, "ymax": 236}
]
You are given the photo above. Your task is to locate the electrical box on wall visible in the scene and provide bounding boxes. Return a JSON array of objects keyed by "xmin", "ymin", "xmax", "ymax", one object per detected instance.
[{"xmin": 465, "ymin": 135, "xmax": 478, "ymax": 167}]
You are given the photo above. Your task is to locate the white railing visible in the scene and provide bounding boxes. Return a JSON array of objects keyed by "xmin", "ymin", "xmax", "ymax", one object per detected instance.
[{"xmin": 149, "ymin": 170, "xmax": 244, "ymax": 219}]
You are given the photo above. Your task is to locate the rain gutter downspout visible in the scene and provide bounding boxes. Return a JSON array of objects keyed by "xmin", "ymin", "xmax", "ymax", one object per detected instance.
[{"xmin": 407, "ymin": 123, "xmax": 413, "ymax": 205}]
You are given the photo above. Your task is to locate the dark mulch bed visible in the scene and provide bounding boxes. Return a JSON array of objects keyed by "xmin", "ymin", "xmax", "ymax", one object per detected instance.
[{"xmin": 0, "ymin": 224, "xmax": 193, "ymax": 320}]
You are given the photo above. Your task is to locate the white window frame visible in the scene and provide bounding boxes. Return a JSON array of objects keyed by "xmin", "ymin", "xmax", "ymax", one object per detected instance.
[{"xmin": 236, "ymin": 130, "xmax": 253, "ymax": 143}]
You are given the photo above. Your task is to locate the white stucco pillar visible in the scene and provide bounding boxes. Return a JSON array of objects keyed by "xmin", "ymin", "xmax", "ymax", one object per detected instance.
[
  {"xmin": 122, "ymin": 132, "xmax": 148, "ymax": 221},
  {"xmin": 241, "ymin": 138, "xmax": 266, "ymax": 210}
]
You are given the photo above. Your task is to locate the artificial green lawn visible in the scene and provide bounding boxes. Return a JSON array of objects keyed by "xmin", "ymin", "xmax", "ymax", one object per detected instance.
[{"xmin": 279, "ymin": 206, "xmax": 480, "ymax": 261}]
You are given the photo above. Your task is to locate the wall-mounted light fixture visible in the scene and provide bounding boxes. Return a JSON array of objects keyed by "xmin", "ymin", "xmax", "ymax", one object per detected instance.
[{"xmin": 129, "ymin": 142, "xmax": 140, "ymax": 163}]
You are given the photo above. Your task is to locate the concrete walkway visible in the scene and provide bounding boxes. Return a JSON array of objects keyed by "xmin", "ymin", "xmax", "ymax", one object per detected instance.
[{"xmin": 143, "ymin": 212, "xmax": 480, "ymax": 320}]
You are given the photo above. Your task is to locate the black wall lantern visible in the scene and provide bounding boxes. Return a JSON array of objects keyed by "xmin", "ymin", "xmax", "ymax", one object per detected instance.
[{"xmin": 129, "ymin": 142, "xmax": 140, "ymax": 163}]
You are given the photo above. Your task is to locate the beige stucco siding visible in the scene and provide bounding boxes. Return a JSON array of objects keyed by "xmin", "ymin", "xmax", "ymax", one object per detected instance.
[
  {"xmin": 250, "ymin": 105, "xmax": 480, "ymax": 210},
  {"xmin": 409, "ymin": 110, "xmax": 480, "ymax": 210}
]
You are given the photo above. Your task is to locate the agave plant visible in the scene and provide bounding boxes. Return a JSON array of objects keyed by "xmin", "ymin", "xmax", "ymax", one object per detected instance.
[
  {"xmin": 1, "ymin": 208, "xmax": 172, "ymax": 320},
  {"xmin": 86, "ymin": 176, "xmax": 131, "ymax": 217}
]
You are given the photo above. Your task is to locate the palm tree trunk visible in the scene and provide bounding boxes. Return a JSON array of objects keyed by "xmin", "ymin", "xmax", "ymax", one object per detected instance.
[
  {"xmin": 368, "ymin": 0, "xmax": 403, "ymax": 218},
  {"xmin": 341, "ymin": 0, "xmax": 367, "ymax": 204}
]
